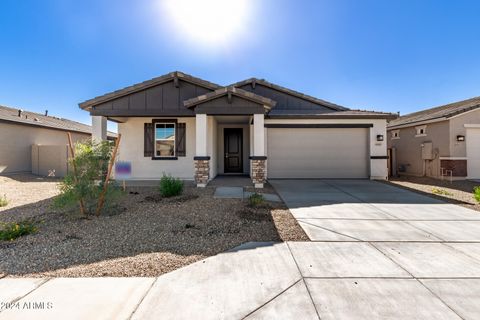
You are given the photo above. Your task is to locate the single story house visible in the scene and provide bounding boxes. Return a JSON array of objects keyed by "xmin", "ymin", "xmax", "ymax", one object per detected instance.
[
  {"xmin": 79, "ymin": 71, "xmax": 396, "ymax": 187},
  {"xmin": 0, "ymin": 105, "xmax": 115, "ymax": 176},
  {"xmin": 387, "ymin": 97, "xmax": 480, "ymax": 180}
]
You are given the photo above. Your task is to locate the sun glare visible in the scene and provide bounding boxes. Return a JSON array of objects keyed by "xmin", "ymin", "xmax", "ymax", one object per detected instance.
[{"xmin": 161, "ymin": 0, "xmax": 251, "ymax": 46}]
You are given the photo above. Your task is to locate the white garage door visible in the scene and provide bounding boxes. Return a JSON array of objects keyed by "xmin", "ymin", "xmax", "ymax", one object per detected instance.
[
  {"xmin": 267, "ymin": 127, "xmax": 369, "ymax": 178},
  {"xmin": 467, "ymin": 127, "xmax": 480, "ymax": 179}
]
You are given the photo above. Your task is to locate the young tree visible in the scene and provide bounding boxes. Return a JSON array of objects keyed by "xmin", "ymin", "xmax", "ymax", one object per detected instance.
[{"xmin": 54, "ymin": 139, "xmax": 122, "ymax": 216}]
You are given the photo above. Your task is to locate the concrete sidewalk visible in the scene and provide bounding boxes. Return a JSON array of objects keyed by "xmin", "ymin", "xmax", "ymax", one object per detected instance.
[{"xmin": 1, "ymin": 241, "xmax": 480, "ymax": 319}]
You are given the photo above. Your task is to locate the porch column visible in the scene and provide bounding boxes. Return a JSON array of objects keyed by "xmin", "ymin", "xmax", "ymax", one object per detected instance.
[
  {"xmin": 92, "ymin": 116, "xmax": 107, "ymax": 141},
  {"xmin": 194, "ymin": 114, "xmax": 209, "ymax": 187},
  {"xmin": 251, "ymin": 113, "xmax": 266, "ymax": 188}
]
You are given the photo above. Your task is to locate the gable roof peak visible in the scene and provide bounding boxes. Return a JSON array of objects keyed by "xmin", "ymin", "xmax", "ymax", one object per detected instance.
[{"xmin": 79, "ymin": 71, "xmax": 221, "ymax": 110}]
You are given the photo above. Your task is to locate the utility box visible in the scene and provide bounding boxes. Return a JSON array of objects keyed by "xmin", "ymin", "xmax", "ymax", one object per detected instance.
[{"xmin": 421, "ymin": 142, "xmax": 434, "ymax": 160}]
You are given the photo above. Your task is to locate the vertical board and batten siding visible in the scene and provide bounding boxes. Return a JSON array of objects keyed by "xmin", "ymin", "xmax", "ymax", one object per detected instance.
[{"xmin": 94, "ymin": 80, "xmax": 211, "ymax": 115}]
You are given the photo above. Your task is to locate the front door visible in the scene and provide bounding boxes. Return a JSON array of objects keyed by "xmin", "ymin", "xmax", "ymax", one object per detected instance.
[{"xmin": 224, "ymin": 128, "xmax": 243, "ymax": 173}]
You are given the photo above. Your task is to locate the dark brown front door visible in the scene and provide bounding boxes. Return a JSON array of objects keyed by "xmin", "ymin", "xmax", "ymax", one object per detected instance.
[{"xmin": 224, "ymin": 128, "xmax": 243, "ymax": 173}]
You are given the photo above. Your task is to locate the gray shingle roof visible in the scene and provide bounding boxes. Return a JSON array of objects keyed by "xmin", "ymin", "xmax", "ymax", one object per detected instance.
[
  {"xmin": 79, "ymin": 71, "xmax": 221, "ymax": 110},
  {"xmin": 0, "ymin": 105, "xmax": 117, "ymax": 137},
  {"xmin": 183, "ymin": 86, "xmax": 277, "ymax": 108},
  {"xmin": 388, "ymin": 96, "xmax": 480, "ymax": 128},
  {"xmin": 231, "ymin": 78, "xmax": 349, "ymax": 111},
  {"xmin": 268, "ymin": 109, "xmax": 398, "ymax": 119}
]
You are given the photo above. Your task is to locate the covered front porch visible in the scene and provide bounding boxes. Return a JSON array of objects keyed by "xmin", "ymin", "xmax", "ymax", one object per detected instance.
[
  {"xmin": 185, "ymin": 86, "xmax": 275, "ymax": 188},
  {"xmin": 193, "ymin": 113, "xmax": 267, "ymax": 188}
]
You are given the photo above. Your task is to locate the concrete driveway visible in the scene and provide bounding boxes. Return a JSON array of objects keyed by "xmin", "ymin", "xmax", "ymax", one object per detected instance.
[{"xmin": 2, "ymin": 180, "xmax": 480, "ymax": 319}]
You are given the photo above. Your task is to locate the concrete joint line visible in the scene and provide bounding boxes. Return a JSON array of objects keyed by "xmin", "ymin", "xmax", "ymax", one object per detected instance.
[
  {"xmin": 298, "ymin": 219, "xmax": 362, "ymax": 241},
  {"xmin": 127, "ymin": 277, "xmax": 158, "ymax": 320},
  {"xmin": 443, "ymin": 242, "xmax": 480, "ymax": 265},
  {"xmin": 240, "ymin": 279, "xmax": 303, "ymax": 319},
  {"xmin": 417, "ymin": 279, "xmax": 466, "ymax": 319},
  {"xmin": 0, "ymin": 278, "xmax": 51, "ymax": 314},
  {"xmin": 368, "ymin": 240, "xmax": 463, "ymax": 317},
  {"xmin": 285, "ymin": 242, "xmax": 322, "ymax": 320}
]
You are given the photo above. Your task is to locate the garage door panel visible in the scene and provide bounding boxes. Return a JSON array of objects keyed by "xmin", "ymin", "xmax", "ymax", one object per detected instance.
[
  {"xmin": 467, "ymin": 127, "xmax": 480, "ymax": 179},
  {"xmin": 267, "ymin": 128, "xmax": 369, "ymax": 179}
]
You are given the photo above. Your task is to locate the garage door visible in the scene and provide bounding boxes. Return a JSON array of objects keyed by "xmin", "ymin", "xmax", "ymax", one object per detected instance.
[
  {"xmin": 467, "ymin": 127, "xmax": 480, "ymax": 179},
  {"xmin": 267, "ymin": 128, "xmax": 369, "ymax": 178}
]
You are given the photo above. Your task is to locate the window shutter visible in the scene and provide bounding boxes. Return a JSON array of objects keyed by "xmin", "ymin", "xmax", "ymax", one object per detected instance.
[
  {"xmin": 144, "ymin": 123, "xmax": 154, "ymax": 157},
  {"xmin": 176, "ymin": 123, "xmax": 186, "ymax": 157}
]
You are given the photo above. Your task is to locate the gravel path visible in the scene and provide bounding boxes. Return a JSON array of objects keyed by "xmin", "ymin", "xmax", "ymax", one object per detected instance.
[
  {"xmin": 387, "ymin": 176, "xmax": 480, "ymax": 212},
  {"xmin": 0, "ymin": 175, "xmax": 308, "ymax": 277}
]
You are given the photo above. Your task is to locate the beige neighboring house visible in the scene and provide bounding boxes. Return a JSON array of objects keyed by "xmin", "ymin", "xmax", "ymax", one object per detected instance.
[
  {"xmin": 0, "ymin": 105, "xmax": 116, "ymax": 177},
  {"xmin": 387, "ymin": 97, "xmax": 480, "ymax": 180}
]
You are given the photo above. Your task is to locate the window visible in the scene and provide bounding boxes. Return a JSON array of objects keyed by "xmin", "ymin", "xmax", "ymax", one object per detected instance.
[
  {"xmin": 415, "ymin": 125, "xmax": 427, "ymax": 137},
  {"xmin": 391, "ymin": 130, "xmax": 400, "ymax": 139},
  {"xmin": 155, "ymin": 123, "xmax": 175, "ymax": 157}
]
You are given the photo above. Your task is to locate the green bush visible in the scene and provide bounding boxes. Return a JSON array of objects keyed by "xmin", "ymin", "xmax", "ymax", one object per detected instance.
[
  {"xmin": 248, "ymin": 193, "xmax": 265, "ymax": 207},
  {"xmin": 0, "ymin": 220, "xmax": 37, "ymax": 241},
  {"xmin": 159, "ymin": 174, "xmax": 184, "ymax": 197},
  {"xmin": 54, "ymin": 140, "xmax": 122, "ymax": 216},
  {"xmin": 0, "ymin": 194, "xmax": 8, "ymax": 207},
  {"xmin": 474, "ymin": 187, "xmax": 480, "ymax": 203}
]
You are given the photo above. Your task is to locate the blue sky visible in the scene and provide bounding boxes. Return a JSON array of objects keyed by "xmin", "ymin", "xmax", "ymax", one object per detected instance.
[{"xmin": 1, "ymin": 0, "xmax": 479, "ymax": 131}]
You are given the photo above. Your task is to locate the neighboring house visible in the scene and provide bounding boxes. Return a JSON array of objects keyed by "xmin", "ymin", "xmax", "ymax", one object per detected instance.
[
  {"xmin": 79, "ymin": 71, "xmax": 396, "ymax": 187},
  {"xmin": 0, "ymin": 105, "xmax": 116, "ymax": 176},
  {"xmin": 387, "ymin": 97, "xmax": 480, "ymax": 180}
]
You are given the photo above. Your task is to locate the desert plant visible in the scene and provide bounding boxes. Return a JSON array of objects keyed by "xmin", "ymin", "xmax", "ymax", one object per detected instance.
[
  {"xmin": 432, "ymin": 188, "xmax": 453, "ymax": 196},
  {"xmin": 54, "ymin": 140, "xmax": 122, "ymax": 216},
  {"xmin": 474, "ymin": 187, "xmax": 480, "ymax": 203},
  {"xmin": 159, "ymin": 174, "xmax": 184, "ymax": 197},
  {"xmin": 0, "ymin": 194, "xmax": 8, "ymax": 207},
  {"xmin": 248, "ymin": 192, "xmax": 265, "ymax": 207},
  {"xmin": 0, "ymin": 220, "xmax": 37, "ymax": 241}
]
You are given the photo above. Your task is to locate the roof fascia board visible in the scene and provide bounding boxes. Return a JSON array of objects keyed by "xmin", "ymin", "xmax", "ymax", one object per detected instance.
[
  {"xmin": 447, "ymin": 106, "xmax": 480, "ymax": 120},
  {"xmin": 387, "ymin": 117, "xmax": 448, "ymax": 130}
]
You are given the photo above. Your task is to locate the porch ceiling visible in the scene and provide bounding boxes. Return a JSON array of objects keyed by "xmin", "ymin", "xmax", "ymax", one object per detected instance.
[{"xmin": 214, "ymin": 115, "xmax": 251, "ymax": 124}]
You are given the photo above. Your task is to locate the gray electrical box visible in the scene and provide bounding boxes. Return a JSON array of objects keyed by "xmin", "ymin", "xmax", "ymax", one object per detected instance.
[{"xmin": 422, "ymin": 142, "xmax": 434, "ymax": 160}]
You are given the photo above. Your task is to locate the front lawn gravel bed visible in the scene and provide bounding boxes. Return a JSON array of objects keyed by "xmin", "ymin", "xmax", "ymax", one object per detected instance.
[
  {"xmin": 387, "ymin": 176, "xmax": 480, "ymax": 212},
  {"xmin": 0, "ymin": 176, "xmax": 308, "ymax": 277}
]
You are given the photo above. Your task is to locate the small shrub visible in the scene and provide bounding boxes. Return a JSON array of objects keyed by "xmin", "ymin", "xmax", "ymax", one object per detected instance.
[
  {"xmin": 159, "ymin": 174, "xmax": 184, "ymax": 197},
  {"xmin": 0, "ymin": 220, "xmax": 37, "ymax": 241},
  {"xmin": 54, "ymin": 140, "xmax": 122, "ymax": 216},
  {"xmin": 248, "ymin": 193, "xmax": 265, "ymax": 207},
  {"xmin": 474, "ymin": 187, "xmax": 480, "ymax": 203},
  {"xmin": 0, "ymin": 194, "xmax": 8, "ymax": 207},
  {"xmin": 432, "ymin": 188, "xmax": 453, "ymax": 196}
]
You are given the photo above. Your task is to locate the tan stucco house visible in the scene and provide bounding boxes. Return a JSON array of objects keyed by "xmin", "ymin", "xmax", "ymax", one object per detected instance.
[
  {"xmin": 0, "ymin": 105, "xmax": 115, "ymax": 176},
  {"xmin": 388, "ymin": 97, "xmax": 480, "ymax": 180},
  {"xmin": 80, "ymin": 71, "xmax": 396, "ymax": 187}
]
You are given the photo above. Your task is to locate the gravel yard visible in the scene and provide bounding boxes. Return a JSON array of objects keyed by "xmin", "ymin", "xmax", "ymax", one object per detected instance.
[
  {"xmin": 387, "ymin": 176, "xmax": 480, "ymax": 212},
  {"xmin": 0, "ymin": 174, "xmax": 308, "ymax": 277}
]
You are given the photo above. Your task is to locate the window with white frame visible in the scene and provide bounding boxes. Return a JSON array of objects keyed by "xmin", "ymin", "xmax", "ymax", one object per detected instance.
[
  {"xmin": 391, "ymin": 129, "xmax": 400, "ymax": 139},
  {"xmin": 155, "ymin": 122, "xmax": 175, "ymax": 157},
  {"xmin": 415, "ymin": 125, "xmax": 427, "ymax": 137}
]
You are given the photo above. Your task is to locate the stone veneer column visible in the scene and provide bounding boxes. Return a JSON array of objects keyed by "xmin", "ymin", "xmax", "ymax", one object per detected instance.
[
  {"xmin": 250, "ymin": 157, "xmax": 267, "ymax": 188},
  {"xmin": 194, "ymin": 156, "xmax": 210, "ymax": 187}
]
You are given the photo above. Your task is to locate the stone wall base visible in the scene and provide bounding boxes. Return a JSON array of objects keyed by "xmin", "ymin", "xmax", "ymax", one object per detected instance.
[
  {"xmin": 251, "ymin": 159, "xmax": 266, "ymax": 188},
  {"xmin": 194, "ymin": 159, "xmax": 210, "ymax": 187}
]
